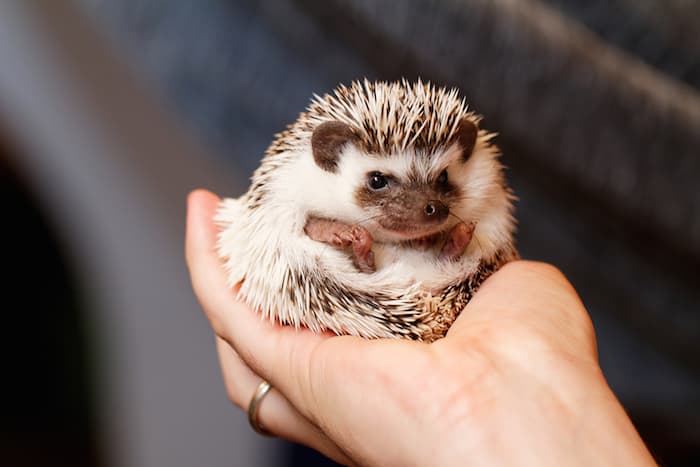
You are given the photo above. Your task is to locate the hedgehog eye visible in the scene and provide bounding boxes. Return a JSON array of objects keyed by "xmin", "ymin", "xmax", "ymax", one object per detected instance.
[
  {"xmin": 367, "ymin": 172, "xmax": 389, "ymax": 190},
  {"xmin": 437, "ymin": 169, "xmax": 448, "ymax": 185}
]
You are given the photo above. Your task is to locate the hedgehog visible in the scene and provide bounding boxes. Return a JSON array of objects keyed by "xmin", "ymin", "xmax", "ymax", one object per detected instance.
[{"xmin": 216, "ymin": 80, "xmax": 517, "ymax": 342}]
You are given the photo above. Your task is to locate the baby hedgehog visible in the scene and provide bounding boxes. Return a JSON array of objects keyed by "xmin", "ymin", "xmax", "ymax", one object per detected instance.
[{"xmin": 217, "ymin": 80, "xmax": 517, "ymax": 342}]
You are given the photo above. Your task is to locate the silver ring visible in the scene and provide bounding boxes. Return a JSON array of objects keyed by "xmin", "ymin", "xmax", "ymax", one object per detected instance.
[{"xmin": 248, "ymin": 380, "xmax": 273, "ymax": 436}]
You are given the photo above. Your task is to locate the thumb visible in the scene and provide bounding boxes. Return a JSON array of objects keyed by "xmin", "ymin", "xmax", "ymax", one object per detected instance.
[{"xmin": 445, "ymin": 261, "xmax": 598, "ymax": 361}]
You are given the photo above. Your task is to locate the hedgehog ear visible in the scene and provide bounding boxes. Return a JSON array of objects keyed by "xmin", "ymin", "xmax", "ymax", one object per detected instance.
[
  {"xmin": 455, "ymin": 118, "xmax": 478, "ymax": 161},
  {"xmin": 311, "ymin": 121, "xmax": 359, "ymax": 172}
]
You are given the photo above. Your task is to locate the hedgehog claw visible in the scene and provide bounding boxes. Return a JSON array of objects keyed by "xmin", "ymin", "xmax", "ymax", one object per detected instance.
[
  {"xmin": 350, "ymin": 226, "xmax": 376, "ymax": 273},
  {"xmin": 305, "ymin": 216, "xmax": 376, "ymax": 273}
]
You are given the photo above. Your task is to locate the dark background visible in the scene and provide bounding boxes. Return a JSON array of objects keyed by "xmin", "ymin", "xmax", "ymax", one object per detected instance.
[{"xmin": 1, "ymin": 1, "xmax": 698, "ymax": 466}]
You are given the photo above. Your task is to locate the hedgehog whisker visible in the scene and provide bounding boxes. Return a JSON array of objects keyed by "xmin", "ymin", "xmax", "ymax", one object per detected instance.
[
  {"xmin": 472, "ymin": 232, "xmax": 484, "ymax": 257},
  {"xmin": 448, "ymin": 211, "xmax": 466, "ymax": 224},
  {"xmin": 352, "ymin": 213, "xmax": 385, "ymax": 227}
]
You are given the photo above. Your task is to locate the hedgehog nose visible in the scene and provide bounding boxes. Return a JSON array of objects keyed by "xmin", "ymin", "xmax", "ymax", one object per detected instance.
[{"xmin": 424, "ymin": 200, "xmax": 449, "ymax": 222}]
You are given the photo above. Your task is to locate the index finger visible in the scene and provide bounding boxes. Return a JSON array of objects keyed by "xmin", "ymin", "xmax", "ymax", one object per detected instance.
[{"xmin": 185, "ymin": 189, "xmax": 369, "ymax": 421}]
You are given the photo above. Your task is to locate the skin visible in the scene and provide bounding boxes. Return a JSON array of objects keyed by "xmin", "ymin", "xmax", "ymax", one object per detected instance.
[{"xmin": 186, "ymin": 189, "xmax": 657, "ymax": 467}]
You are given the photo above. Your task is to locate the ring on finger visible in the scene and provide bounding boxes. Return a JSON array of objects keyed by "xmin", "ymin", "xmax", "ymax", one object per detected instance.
[{"xmin": 248, "ymin": 380, "xmax": 274, "ymax": 436}]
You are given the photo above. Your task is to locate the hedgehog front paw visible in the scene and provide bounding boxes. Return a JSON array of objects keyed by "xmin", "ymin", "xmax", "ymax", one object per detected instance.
[
  {"xmin": 304, "ymin": 217, "xmax": 376, "ymax": 273},
  {"xmin": 440, "ymin": 222, "xmax": 475, "ymax": 260},
  {"xmin": 350, "ymin": 226, "xmax": 376, "ymax": 273}
]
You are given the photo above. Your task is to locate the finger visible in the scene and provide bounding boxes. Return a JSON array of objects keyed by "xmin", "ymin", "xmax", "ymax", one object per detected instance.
[
  {"xmin": 186, "ymin": 189, "xmax": 238, "ymax": 338},
  {"xmin": 445, "ymin": 260, "xmax": 597, "ymax": 359},
  {"xmin": 185, "ymin": 189, "xmax": 286, "ymax": 354},
  {"xmin": 215, "ymin": 338, "xmax": 354, "ymax": 466},
  {"xmin": 185, "ymin": 190, "xmax": 364, "ymax": 421}
]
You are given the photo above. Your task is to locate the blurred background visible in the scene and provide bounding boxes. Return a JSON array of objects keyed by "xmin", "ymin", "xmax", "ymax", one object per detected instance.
[{"xmin": 1, "ymin": 1, "xmax": 698, "ymax": 466}]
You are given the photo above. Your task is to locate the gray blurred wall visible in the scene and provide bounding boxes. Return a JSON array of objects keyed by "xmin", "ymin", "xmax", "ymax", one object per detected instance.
[{"xmin": 0, "ymin": 2, "xmax": 282, "ymax": 466}]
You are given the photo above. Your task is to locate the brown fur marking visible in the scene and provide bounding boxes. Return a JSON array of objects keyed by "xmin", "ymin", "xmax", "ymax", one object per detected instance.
[
  {"xmin": 311, "ymin": 121, "xmax": 359, "ymax": 172},
  {"xmin": 455, "ymin": 118, "xmax": 478, "ymax": 161}
]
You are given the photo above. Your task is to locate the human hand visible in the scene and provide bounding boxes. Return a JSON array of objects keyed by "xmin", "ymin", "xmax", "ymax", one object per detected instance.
[{"xmin": 186, "ymin": 189, "xmax": 655, "ymax": 467}]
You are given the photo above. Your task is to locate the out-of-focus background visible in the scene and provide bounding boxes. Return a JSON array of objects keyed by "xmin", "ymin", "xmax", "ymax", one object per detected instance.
[{"xmin": 1, "ymin": 1, "xmax": 698, "ymax": 466}]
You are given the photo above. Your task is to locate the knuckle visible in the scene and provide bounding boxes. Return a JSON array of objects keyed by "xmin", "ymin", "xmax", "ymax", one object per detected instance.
[
  {"xmin": 532, "ymin": 261, "xmax": 567, "ymax": 283},
  {"xmin": 504, "ymin": 260, "xmax": 569, "ymax": 287},
  {"xmin": 238, "ymin": 346, "xmax": 265, "ymax": 377}
]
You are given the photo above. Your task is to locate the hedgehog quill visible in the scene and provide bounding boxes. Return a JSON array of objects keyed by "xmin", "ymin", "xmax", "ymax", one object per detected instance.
[{"xmin": 217, "ymin": 80, "xmax": 518, "ymax": 342}]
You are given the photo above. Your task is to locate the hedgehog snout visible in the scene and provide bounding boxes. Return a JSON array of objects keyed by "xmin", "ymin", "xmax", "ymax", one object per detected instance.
[
  {"xmin": 423, "ymin": 200, "xmax": 449, "ymax": 222},
  {"xmin": 374, "ymin": 197, "xmax": 451, "ymax": 237}
]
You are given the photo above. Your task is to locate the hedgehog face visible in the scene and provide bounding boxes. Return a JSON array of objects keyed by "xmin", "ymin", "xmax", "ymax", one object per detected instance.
[
  {"xmin": 353, "ymin": 166, "xmax": 460, "ymax": 242},
  {"xmin": 310, "ymin": 119, "xmax": 480, "ymax": 244},
  {"xmin": 284, "ymin": 81, "xmax": 514, "ymax": 258}
]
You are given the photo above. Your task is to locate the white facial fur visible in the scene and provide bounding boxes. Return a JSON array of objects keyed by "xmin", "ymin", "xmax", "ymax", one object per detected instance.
[{"xmin": 266, "ymin": 134, "xmax": 513, "ymax": 267}]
